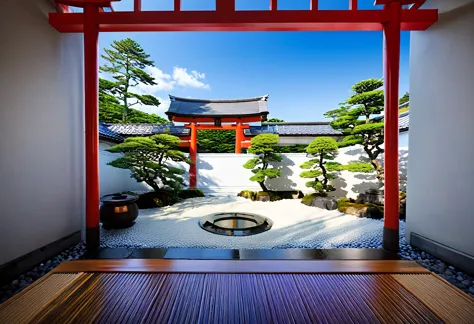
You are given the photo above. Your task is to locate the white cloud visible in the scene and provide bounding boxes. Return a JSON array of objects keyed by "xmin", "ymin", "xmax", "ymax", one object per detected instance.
[
  {"xmin": 129, "ymin": 65, "xmax": 209, "ymax": 115},
  {"xmin": 136, "ymin": 66, "xmax": 175, "ymax": 93},
  {"xmin": 172, "ymin": 67, "xmax": 210, "ymax": 89},
  {"xmin": 134, "ymin": 97, "xmax": 171, "ymax": 116}
]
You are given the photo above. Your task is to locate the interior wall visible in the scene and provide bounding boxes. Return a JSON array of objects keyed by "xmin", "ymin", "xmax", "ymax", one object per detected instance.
[
  {"xmin": 407, "ymin": 2, "xmax": 474, "ymax": 257},
  {"xmin": 0, "ymin": 0, "xmax": 84, "ymax": 264}
]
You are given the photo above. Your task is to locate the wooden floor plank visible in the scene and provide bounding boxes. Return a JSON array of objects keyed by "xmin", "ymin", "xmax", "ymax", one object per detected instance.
[
  {"xmin": 0, "ymin": 273, "xmax": 85, "ymax": 324},
  {"xmin": 52, "ymin": 259, "xmax": 430, "ymax": 274},
  {"xmin": 393, "ymin": 274, "xmax": 474, "ymax": 324},
  {"xmin": 3, "ymin": 260, "xmax": 473, "ymax": 324}
]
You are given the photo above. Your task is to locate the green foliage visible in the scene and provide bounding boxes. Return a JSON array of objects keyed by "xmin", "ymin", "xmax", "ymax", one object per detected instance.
[
  {"xmin": 273, "ymin": 145, "xmax": 307, "ymax": 153},
  {"xmin": 300, "ymin": 137, "xmax": 339, "ymax": 196},
  {"xmin": 399, "ymin": 92, "xmax": 409, "ymax": 105},
  {"xmin": 327, "ymin": 78, "xmax": 385, "ymax": 181},
  {"xmin": 100, "ymin": 38, "xmax": 161, "ymax": 123},
  {"xmin": 344, "ymin": 162, "xmax": 374, "ymax": 173},
  {"xmin": 244, "ymin": 134, "xmax": 281, "ymax": 192},
  {"xmin": 178, "ymin": 189, "xmax": 205, "ymax": 199},
  {"xmin": 106, "ymin": 134, "xmax": 192, "ymax": 193},
  {"xmin": 267, "ymin": 118, "xmax": 285, "ymax": 123},
  {"xmin": 197, "ymin": 130, "xmax": 235, "ymax": 153}
]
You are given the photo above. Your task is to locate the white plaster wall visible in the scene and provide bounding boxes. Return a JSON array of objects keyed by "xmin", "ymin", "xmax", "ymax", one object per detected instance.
[
  {"xmin": 100, "ymin": 145, "xmax": 408, "ymax": 198},
  {"xmin": 99, "ymin": 141, "xmax": 189, "ymax": 196},
  {"xmin": 407, "ymin": 2, "xmax": 474, "ymax": 257},
  {"xmin": 0, "ymin": 1, "xmax": 84, "ymax": 265}
]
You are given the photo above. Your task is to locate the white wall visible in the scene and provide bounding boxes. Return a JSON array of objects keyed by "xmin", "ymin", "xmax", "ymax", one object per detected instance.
[
  {"xmin": 0, "ymin": 1, "xmax": 84, "ymax": 265},
  {"xmin": 99, "ymin": 141, "xmax": 189, "ymax": 196},
  {"xmin": 407, "ymin": 1, "xmax": 474, "ymax": 257},
  {"xmin": 101, "ymin": 144, "xmax": 409, "ymax": 198}
]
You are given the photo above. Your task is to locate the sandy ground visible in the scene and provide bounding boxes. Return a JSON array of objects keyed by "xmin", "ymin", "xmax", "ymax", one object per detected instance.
[{"xmin": 101, "ymin": 196, "xmax": 397, "ymax": 249}]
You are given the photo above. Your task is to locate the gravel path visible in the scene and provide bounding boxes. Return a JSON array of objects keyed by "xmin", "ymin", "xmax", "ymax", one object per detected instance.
[{"xmin": 1, "ymin": 197, "xmax": 472, "ymax": 303}]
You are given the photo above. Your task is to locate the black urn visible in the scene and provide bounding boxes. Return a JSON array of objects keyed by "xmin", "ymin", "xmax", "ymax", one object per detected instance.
[{"xmin": 100, "ymin": 193, "xmax": 139, "ymax": 229}]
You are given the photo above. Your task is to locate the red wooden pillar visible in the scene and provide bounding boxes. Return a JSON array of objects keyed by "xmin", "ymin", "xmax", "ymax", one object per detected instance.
[
  {"xmin": 189, "ymin": 122, "xmax": 197, "ymax": 188},
  {"xmin": 382, "ymin": 0, "xmax": 402, "ymax": 253},
  {"xmin": 84, "ymin": 3, "xmax": 100, "ymax": 250},
  {"xmin": 235, "ymin": 121, "xmax": 243, "ymax": 154}
]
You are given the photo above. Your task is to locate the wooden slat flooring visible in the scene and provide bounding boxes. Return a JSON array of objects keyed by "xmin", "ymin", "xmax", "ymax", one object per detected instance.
[
  {"xmin": 1, "ymin": 260, "xmax": 473, "ymax": 324},
  {"xmin": 52, "ymin": 259, "xmax": 430, "ymax": 274}
]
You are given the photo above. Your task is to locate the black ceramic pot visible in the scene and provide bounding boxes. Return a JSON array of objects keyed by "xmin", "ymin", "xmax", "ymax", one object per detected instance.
[{"xmin": 100, "ymin": 193, "xmax": 139, "ymax": 229}]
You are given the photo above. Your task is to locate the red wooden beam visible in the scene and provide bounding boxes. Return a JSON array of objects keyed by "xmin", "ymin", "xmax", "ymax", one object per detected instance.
[
  {"xmin": 270, "ymin": 0, "xmax": 277, "ymax": 11},
  {"xmin": 409, "ymin": 3, "xmax": 424, "ymax": 10},
  {"xmin": 83, "ymin": 3, "xmax": 100, "ymax": 250},
  {"xmin": 172, "ymin": 116, "xmax": 264, "ymax": 123},
  {"xmin": 382, "ymin": 0, "xmax": 402, "ymax": 253},
  {"xmin": 189, "ymin": 123, "xmax": 197, "ymax": 188},
  {"xmin": 349, "ymin": 0, "xmax": 357, "ymax": 10},
  {"xmin": 216, "ymin": 0, "xmax": 235, "ymax": 12},
  {"xmin": 189, "ymin": 124, "xmax": 250, "ymax": 130},
  {"xmin": 49, "ymin": 9, "xmax": 438, "ymax": 33},
  {"xmin": 375, "ymin": 0, "xmax": 424, "ymax": 5},
  {"xmin": 310, "ymin": 0, "xmax": 318, "ymax": 10},
  {"xmin": 134, "ymin": 0, "xmax": 141, "ymax": 12},
  {"xmin": 174, "ymin": 0, "xmax": 181, "ymax": 11}
]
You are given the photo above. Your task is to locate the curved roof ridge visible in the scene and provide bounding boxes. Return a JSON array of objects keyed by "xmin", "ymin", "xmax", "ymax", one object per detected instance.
[{"xmin": 169, "ymin": 94, "xmax": 269, "ymax": 103}]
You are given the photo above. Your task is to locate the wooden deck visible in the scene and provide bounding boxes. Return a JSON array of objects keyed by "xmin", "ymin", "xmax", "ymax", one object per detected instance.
[{"xmin": 1, "ymin": 260, "xmax": 473, "ymax": 323}]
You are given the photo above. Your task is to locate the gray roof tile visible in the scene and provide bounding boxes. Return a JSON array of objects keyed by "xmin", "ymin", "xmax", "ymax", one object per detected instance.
[
  {"xmin": 166, "ymin": 95, "xmax": 269, "ymax": 118},
  {"xmin": 99, "ymin": 123, "xmax": 124, "ymax": 142},
  {"xmin": 106, "ymin": 124, "xmax": 190, "ymax": 137}
]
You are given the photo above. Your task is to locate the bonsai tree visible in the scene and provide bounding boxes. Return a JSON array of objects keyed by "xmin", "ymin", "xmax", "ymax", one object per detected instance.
[
  {"xmin": 106, "ymin": 134, "xmax": 192, "ymax": 192},
  {"xmin": 325, "ymin": 78, "xmax": 384, "ymax": 181},
  {"xmin": 243, "ymin": 134, "xmax": 282, "ymax": 192},
  {"xmin": 300, "ymin": 137, "xmax": 342, "ymax": 197},
  {"xmin": 100, "ymin": 38, "xmax": 161, "ymax": 122}
]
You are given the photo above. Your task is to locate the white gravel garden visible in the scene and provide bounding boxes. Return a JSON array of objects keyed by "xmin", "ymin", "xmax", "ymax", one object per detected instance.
[{"xmin": 101, "ymin": 196, "xmax": 395, "ymax": 249}]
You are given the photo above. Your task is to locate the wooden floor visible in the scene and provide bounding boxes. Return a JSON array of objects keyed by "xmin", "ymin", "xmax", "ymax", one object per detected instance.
[{"xmin": 1, "ymin": 260, "xmax": 473, "ymax": 324}]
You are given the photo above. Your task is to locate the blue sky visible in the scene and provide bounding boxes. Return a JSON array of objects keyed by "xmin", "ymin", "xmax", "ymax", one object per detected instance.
[{"xmin": 98, "ymin": 0, "xmax": 410, "ymax": 121}]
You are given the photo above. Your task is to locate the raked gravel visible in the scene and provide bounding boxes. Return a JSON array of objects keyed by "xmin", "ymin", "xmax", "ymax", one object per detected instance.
[{"xmin": 1, "ymin": 196, "xmax": 472, "ymax": 304}]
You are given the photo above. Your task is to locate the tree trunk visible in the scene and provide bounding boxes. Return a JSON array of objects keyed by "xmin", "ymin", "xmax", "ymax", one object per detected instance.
[
  {"xmin": 372, "ymin": 159, "xmax": 384, "ymax": 181},
  {"xmin": 259, "ymin": 181, "xmax": 268, "ymax": 192},
  {"xmin": 146, "ymin": 180, "xmax": 160, "ymax": 193},
  {"xmin": 364, "ymin": 145, "xmax": 384, "ymax": 182},
  {"xmin": 319, "ymin": 152, "xmax": 328, "ymax": 185}
]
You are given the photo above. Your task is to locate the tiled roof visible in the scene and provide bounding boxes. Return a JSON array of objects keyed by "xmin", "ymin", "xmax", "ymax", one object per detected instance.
[
  {"xmin": 373, "ymin": 112, "xmax": 410, "ymax": 132},
  {"xmin": 398, "ymin": 112, "xmax": 409, "ymax": 131},
  {"xmin": 245, "ymin": 123, "xmax": 342, "ymax": 136},
  {"xmin": 99, "ymin": 123, "xmax": 124, "ymax": 143},
  {"xmin": 106, "ymin": 124, "xmax": 190, "ymax": 137},
  {"xmin": 166, "ymin": 95, "xmax": 269, "ymax": 119}
]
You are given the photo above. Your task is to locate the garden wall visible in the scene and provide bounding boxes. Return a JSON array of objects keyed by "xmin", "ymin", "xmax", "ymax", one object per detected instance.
[{"xmin": 100, "ymin": 144, "xmax": 409, "ymax": 199}]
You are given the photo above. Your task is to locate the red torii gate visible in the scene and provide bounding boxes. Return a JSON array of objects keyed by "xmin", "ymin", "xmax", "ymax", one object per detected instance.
[
  {"xmin": 49, "ymin": 0, "xmax": 438, "ymax": 252},
  {"xmin": 165, "ymin": 95, "xmax": 270, "ymax": 187}
]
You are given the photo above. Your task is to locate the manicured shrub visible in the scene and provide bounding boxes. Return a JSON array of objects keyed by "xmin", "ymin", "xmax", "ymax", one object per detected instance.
[
  {"xmin": 107, "ymin": 134, "xmax": 192, "ymax": 193},
  {"xmin": 300, "ymin": 137, "xmax": 342, "ymax": 197},
  {"xmin": 136, "ymin": 191, "xmax": 176, "ymax": 209},
  {"xmin": 238, "ymin": 190, "xmax": 256, "ymax": 200},
  {"xmin": 178, "ymin": 188, "xmax": 205, "ymax": 199},
  {"xmin": 243, "ymin": 134, "xmax": 282, "ymax": 192}
]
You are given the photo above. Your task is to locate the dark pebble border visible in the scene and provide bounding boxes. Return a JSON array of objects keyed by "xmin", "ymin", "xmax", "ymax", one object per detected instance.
[{"xmin": 1, "ymin": 228, "xmax": 473, "ymax": 304}]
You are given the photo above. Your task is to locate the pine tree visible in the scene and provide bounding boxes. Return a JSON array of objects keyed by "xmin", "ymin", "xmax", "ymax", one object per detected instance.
[
  {"xmin": 243, "ymin": 134, "xmax": 282, "ymax": 192},
  {"xmin": 100, "ymin": 38, "xmax": 160, "ymax": 123},
  {"xmin": 300, "ymin": 137, "xmax": 342, "ymax": 196},
  {"xmin": 325, "ymin": 78, "xmax": 385, "ymax": 181},
  {"xmin": 106, "ymin": 134, "xmax": 192, "ymax": 192}
]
